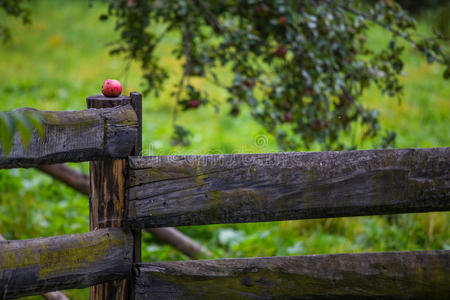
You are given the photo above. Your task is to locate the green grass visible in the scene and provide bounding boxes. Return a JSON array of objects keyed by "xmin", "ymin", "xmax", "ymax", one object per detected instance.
[{"xmin": 0, "ymin": 1, "xmax": 449, "ymax": 299}]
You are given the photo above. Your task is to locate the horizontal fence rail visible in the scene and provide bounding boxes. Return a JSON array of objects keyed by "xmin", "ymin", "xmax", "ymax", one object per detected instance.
[
  {"xmin": 0, "ymin": 104, "xmax": 138, "ymax": 169},
  {"xmin": 126, "ymin": 147, "xmax": 450, "ymax": 228},
  {"xmin": 134, "ymin": 250, "xmax": 450, "ymax": 299},
  {"xmin": 0, "ymin": 228, "xmax": 133, "ymax": 299}
]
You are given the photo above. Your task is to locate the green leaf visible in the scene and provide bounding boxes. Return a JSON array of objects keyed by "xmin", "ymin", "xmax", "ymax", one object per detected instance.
[
  {"xmin": 0, "ymin": 112, "xmax": 16, "ymax": 155},
  {"xmin": 25, "ymin": 111, "xmax": 44, "ymax": 139},
  {"xmin": 11, "ymin": 111, "xmax": 34, "ymax": 148}
]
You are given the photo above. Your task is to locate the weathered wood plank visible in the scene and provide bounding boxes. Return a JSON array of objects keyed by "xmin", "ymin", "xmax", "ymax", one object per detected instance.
[
  {"xmin": 134, "ymin": 250, "xmax": 450, "ymax": 299},
  {"xmin": 126, "ymin": 148, "xmax": 450, "ymax": 228},
  {"xmin": 0, "ymin": 104, "xmax": 138, "ymax": 169},
  {"xmin": 0, "ymin": 228, "xmax": 133, "ymax": 299}
]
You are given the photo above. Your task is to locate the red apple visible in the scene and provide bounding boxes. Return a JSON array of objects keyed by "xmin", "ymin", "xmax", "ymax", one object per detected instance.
[
  {"xmin": 189, "ymin": 99, "xmax": 201, "ymax": 108},
  {"xmin": 256, "ymin": 4, "xmax": 268, "ymax": 15},
  {"xmin": 102, "ymin": 79, "xmax": 122, "ymax": 97},
  {"xmin": 284, "ymin": 112, "xmax": 294, "ymax": 123},
  {"xmin": 275, "ymin": 46, "xmax": 287, "ymax": 58},
  {"xmin": 313, "ymin": 119, "xmax": 322, "ymax": 130},
  {"xmin": 278, "ymin": 16, "xmax": 287, "ymax": 25}
]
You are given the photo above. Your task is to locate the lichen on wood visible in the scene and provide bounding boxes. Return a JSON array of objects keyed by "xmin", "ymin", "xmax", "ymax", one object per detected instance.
[{"xmin": 0, "ymin": 228, "xmax": 133, "ymax": 299}]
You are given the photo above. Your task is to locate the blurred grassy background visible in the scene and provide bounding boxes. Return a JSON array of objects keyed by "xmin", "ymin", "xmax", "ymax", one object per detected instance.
[{"xmin": 0, "ymin": 1, "xmax": 448, "ymax": 299}]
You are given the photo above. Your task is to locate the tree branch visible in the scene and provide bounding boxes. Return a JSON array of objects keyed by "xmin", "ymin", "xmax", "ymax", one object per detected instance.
[
  {"xmin": 337, "ymin": 3, "xmax": 444, "ymax": 64},
  {"xmin": 192, "ymin": 0, "xmax": 223, "ymax": 33}
]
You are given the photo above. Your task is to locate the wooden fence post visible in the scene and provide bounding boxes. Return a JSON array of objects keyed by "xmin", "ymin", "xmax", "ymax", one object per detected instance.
[{"xmin": 87, "ymin": 93, "xmax": 142, "ymax": 300}]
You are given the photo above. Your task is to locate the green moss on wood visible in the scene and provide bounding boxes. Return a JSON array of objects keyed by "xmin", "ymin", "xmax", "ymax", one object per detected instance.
[{"xmin": 0, "ymin": 229, "xmax": 130, "ymax": 280}]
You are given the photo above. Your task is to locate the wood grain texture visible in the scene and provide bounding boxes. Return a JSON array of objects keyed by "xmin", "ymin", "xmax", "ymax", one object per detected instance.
[
  {"xmin": 134, "ymin": 250, "xmax": 450, "ymax": 300},
  {"xmin": 0, "ymin": 228, "xmax": 132, "ymax": 299},
  {"xmin": 126, "ymin": 148, "xmax": 450, "ymax": 228},
  {"xmin": 90, "ymin": 159, "xmax": 127, "ymax": 229},
  {"xmin": 0, "ymin": 104, "xmax": 138, "ymax": 169},
  {"xmin": 88, "ymin": 94, "xmax": 134, "ymax": 300}
]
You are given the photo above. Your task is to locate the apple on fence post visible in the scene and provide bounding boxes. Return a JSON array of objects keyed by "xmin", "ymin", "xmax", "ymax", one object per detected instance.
[{"xmin": 101, "ymin": 79, "xmax": 122, "ymax": 97}]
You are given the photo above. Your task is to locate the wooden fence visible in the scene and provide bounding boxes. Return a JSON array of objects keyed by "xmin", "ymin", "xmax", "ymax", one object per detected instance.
[{"xmin": 1, "ymin": 92, "xmax": 449, "ymax": 299}]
